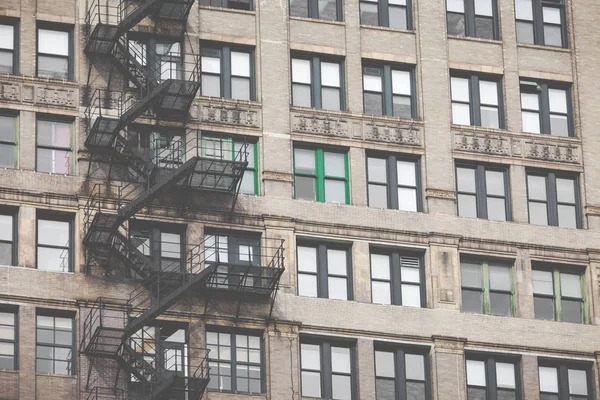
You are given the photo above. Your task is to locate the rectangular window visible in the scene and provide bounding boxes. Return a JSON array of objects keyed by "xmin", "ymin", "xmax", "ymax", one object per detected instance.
[
  {"xmin": 291, "ymin": 55, "xmax": 344, "ymax": 111},
  {"xmin": 456, "ymin": 164, "xmax": 510, "ymax": 221},
  {"xmin": 297, "ymin": 242, "xmax": 352, "ymax": 300},
  {"xmin": 360, "ymin": 0, "xmax": 412, "ymax": 30},
  {"xmin": 451, "ymin": 74, "xmax": 503, "ymax": 129},
  {"xmin": 37, "ymin": 25, "xmax": 72, "ymax": 80},
  {"xmin": 447, "ymin": 0, "xmax": 498, "ymax": 39},
  {"xmin": 36, "ymin": 118, "xmax": 73, "ymax": 175},
  {"xmin": 37, "ymin": 215, "xmax": 72, "ymax": 273},
  {"xmin": 36, "ymin": 312, "xmax": 74, "ymax": 375},
  {"xmin": 538, "ymin": 361, "xmax": 591, "ymax": 399},
  {"xmin": 204, "ymin": 232, "xmax": 261, "ymax": 289},
  {"xmin": 206, "ymin": 330, "xmax": 263, "ymax": 393},
  {"xmin": 290, "ymin": 0, "xmax": 342, "ymax": 21},
  {"xmin": 370, "ymin": 249, "xmax": 424, "ymax": 307},
  {"xmin": 526, "ymin": 171, "xmax": 580, "ymax": 228},
  {"xmin": 0, "ymin": 309, "xmax": 16, "ymax": 370},
  {"xmin": 0, "ymin": 20, "xmax": 17, "ymax": 74},
  {"xmin": 199, "ymin": 0, "xmax": 253, "ymax": 10},
  {"xmin": 0, "ymin": 113, "xmax": 18, "ymax": 169},
  {"xmin": 301, "ymin": 339, "xmax": 355, "ymax": 400},
  {"xmin": 367, "ymin": 154, "xmax": 420, "ymax": 211},
  {"xmin": 201, "ymin": 43, "xmax": 254, "ymax": 101},
  {"xmin": 0, "ymin": 210, "xmax": 16, "ymax": 267},
  {"xmin": 129, "ymin": 223, "xmax": 184, "ymax": 273},
  {"xmin": 201, "ymin": 135, "xmax": 259, "ymax": 195},
  {"xmin": 515, "ymin": 0, "xmax": 566, "ymax": 47},
  {"xmin": 375, "ymin": 345, "xmax": 428, "ymax": 400},
  {"xmin": 466, "ymin": 356, "xmax": 519, "ymax": 399},
  {"xmin": 520, "ymin": 80, "xmax": 572, "ymax": 137},
  {"xmin": 293, "ymin": 146, "xmax": 349, "ymax": 204},
  {"xmin": 363, "ymin": 63, "xmax": 416, "ymax": 119},
  {"xmin": 460, "ymin": 258, "xmax": 514, "ymax": 316},
  {"xmin": 532, "ymin": 264, "xmax": 586, "ymax": 323}
]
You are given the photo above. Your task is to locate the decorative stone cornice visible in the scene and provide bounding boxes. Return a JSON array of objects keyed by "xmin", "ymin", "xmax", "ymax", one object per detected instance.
[
  {"xmin": 426, "ymin": 188, "xmax": 456, "ymax": 200},
  {"xmin": 0, "ymin": 75, "xmax": 79, "ymax": 109},
  {"xmin": 262, "ymin": 170, "xmax": 293, "ymax": 183},
  {"xmin": 197, "ymin": 97, "xmax": 261, "ymax": 129},
  {"xmin": 432, "ymin": 335, "xmax": 467, "ymax": 354},
  {"xmin": 585, "ymin": 206, "xmax": 600, "ymax": 217}
]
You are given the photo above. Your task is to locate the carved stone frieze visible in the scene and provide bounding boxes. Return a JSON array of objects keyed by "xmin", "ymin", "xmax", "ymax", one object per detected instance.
[
  {"xmin": 585, "ymin": 206, "xmax": 600, "ymax": 216},
  {"xmin": 454, "ymin": 132, "xmax": 509, "ymax": 155},
  {"xmin": 426, "ymin": 188, "xmax": 456, "ymax": 200},
  {"xmin": 0, "ymin": 78, "xmax": 78, "ymax": 109},
  {"xmin": 524, "ymin": 140, "xmax": 579, "ymax": 163},
  {"xmin": 262, "ymin": 170, "xmax": 293, "ymax": 183},
  {"xmin": 363, "ymin": 121, "xmax": 421, "ymax": 145},
  {"xmin": 292, "ymin": 114, "xmax": 349, "ymax": 138},
  {"xmin": 199, "ymin": 101, "xmax": 260, "ymax": 129}
]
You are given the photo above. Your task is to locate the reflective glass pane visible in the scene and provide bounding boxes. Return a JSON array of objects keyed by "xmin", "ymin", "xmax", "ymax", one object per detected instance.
[
  {"xmin": 368, "ymin": 158, "xmax": 387, "ymax": 183},
  {"xmin": 231, "ymin": 52, "xmax": 250, "ymax": 77},
  {"xmin": 539, "ymin": 367, "xmax": 559, "ymax": 393},
  {"xmin": 475, "ymin": 16, "xmax": 494, "ymax": 39},
  {"xmin": 393, "ymin": 95, "xmax": 412, "ymax": 119},
  {"xmin": 447, "ymin": 13, "xmax": 466, "ymax": 36},
  {"xmin": 294, "ymin": 148, "xmax": 315, "ymax": 174},
  {"xmin": 332, "ymin": 374, "xmax": 352, "ymax": 400},
  {"xmin": 457, "ymin": 167, "xmax": 476, "ymax": 192},
  {"xmin": 515, "ymin": 0, "xmax": 533, "ymax": 20},
  {"xmin": 534, "ymin": 297, "xmax": 554, "ymax": 320},
  {"xmin": 364, "ymin": 92, "xmax": 383, "ymax": 115},
  {"xmin": 389, "ymin": 6, "xmax": 407, "ymax": 30},
  {"xmin": 452, "ymin": 103, "xmax": 471, "ymax": 125},
  {"xmin": 406, "ymin": 381, "xmax": 426, "ymax": 400},
  {"xmin": 481, "ymin": 106, "xmax": 500, "ymax": 128},
  {"xmin": 479, "ymin": 81, "xmax": 498, "ymax": 105},
  {"xmin": 369, "ymin": 184, "xmax": 388, "ymax": 208},
  {"xmin": 397, "ymin": 160, "xmax": 416, "ymax": 186},
  {"xmin": 392, "ymin": 70, "xmax": 411, "ymax": 95},
  {"xmin": 568, "ymin": 369, "xmax": 588, "ymax": 395},
  {"xmin": 231, "ymin": 77, "xmax": 250, "ymax": 100},
  {"xmin": 544, "ymin": 24, "xmax": 563, "ymax": 47},
  {"xmin": 532, "ymin": 270, "xmax": 554, "ymax": 295},
  {"xmin": 371, "ymin": 254, "xmax": 390, "ymax": 280},
  {"xmin": 295, "ymin": 176, "xmax": 316, "ymax": 200},
  {"xmin": 324, "ymin": 152, "xmax": 346, "ymax": 177},
  {"xmin": 292, "ymin": 83, "xmax": 311, "ymax": 107},
  {"xmin": 401, "ymin": 284, "xmax": 421, "ymax": 307},
  {"xmin": 557, "ymin": 205, "xmax": 577, "ymax": 228},
  {"xmin": 201, "ymin": 75, "xmax": 221, "ymax": 96},
  {"xmin": 39, "ymin": 29, "xmax": 69, "ymax": 56},
  {"xmin": 561, "ymin": 299, "xmax": 582, "ymax": 324},
  {"xmin": 405, "ymin": 354, "xmax": 425, "ymax": 380},
  {"xmin": 321, "ymin": 62, "xmax": 340, "ymax": 87},
  {"xmin": 490, "ymin": 292, "xmax": 512, "ymax": 316},
  {"xmin": 516, "ymin": 21, "xmax": 535, "ymax": 44},
  {"xmin": 451, "ymin": 77, "xmax": 470, "ymax": 101},
  {"xmin": 467, "ymin": 360, "xmax": 486, "ymax": 386},
  {"xmin": 301, "ymin": 343, "xmax": 321, "ymax": 370},
  {"xmin": 325, "ymin": 179, "xmax": 346, "ymax": 203},
  {"xmin": 38, "ymin": 55, "xmax": 69, "ymax": 79},
  {"xmin": 364, "ymin": 74, "xmax": 383, "ymax": 92},
  {"xmin": 292, "ymin": 59, "xmax": 311, "ymax": 84},
  {"xmin": 485, "ymin": 170, "xmax": 505, "ymax": 196},
  {"xmin": 360, "ymin": 2, "xmax": 379, "ymax": 26},
  {"xmin": 490, "ymin": 265, "xmax": 511, "ymax": 290},
  {"xmin": 38, "ymin": 219, "xmax": 69, "ymax": 247},
  {"xmin": 522, "ymin": 111, "xmax": 541, "ymax": 133},
  {"xmin": 527, "ymin": 175, "xmax": 547, "ymax": 201},
  {"xmin": 376, "ymin": 378, "xmax": 396, "ymax": 399},
  {"xmin": 298, "ymin": 274, "xmax": 318, "ymax": 297},
  {"xmin": 467, "ymin": 387, "xmax": 486, "ymax": 400},
  {"xmin": 331, "ymin": 347, "xmax": 351, "ymax": 373},
  {"xmin": 328, "ymin": 249, "xmax": 347, "ymax": 276},
  {"xmin": 550, "ymin": 114, "xmax": 569, "ymax": 137},
  {"xmin": 398, "ymin": 188, "xmax": 418, "ymax": 212},
  {"xmin": 301, "ymin": 371, "xmax": 321, "ymax": 397},
  {"xmin": 0, "ymin": 25, "xmax": 13, "ymax": 50},
  {"xmin": 290, "ymin": 0, "xmax": 309, "ymax": 17},
  {"xmin": 447, "ymin": 0, "xmax": 465, "ymax": 12},
  {"xmin": 0, "ymin": 116, "xmax": 15, "ymax": 142},
  {"xmin": 375, "ymin": 351, "xmax": 395, "ymax": 378},
  {"xmin": 496, "ymin": 363, "xmax": 516, "ymax": 389},
  {"xmin": 322, "ymin": 87, "xmax": 341, "ymax": 110},
  {"xmin": 318, "ymin": 0, "xmax": 337, "ymax": 21},
  {"xmin": 458, "ymin": 194, "xmax": 478, "ymax": 218},
  {"xmin": 560, "ymin": 273, "xmax": 582, "ymax": 298},
  {"xmin": 328, "ymin": 276, "xmax": 348, "ymax": 300},
  {"xmin": 372, "ymin": 281, "xmax": 391, "ymax": 304},
  {"xmin": 556, "ymin": 178, "xmax": 575, "ymax": 203},
  {"xmin": 0, "ymin": 144, "xmax": 15, "ymax": 169},
  {"xmin": 462, "ymin": 290, "xmax": 483, "ymax": 313},
  {"xmin": 487, "ymin": 197, "xmax": 507, "ymax": 221}
]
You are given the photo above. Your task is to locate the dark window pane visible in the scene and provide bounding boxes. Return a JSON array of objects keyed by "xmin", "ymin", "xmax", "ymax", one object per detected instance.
[
  {"xmin": 290, "ymin": 0, "xmax": 309, "ymax": 17},
  {"xmin": 37, "ymin": 359, "xmax": 53, "ymax": 373},
  {"xmin": 490, "ymin": 292, "xmax": 512, "ymax": 316},
  {"xmin": 360, "ymin": 2, "xmax": 379, "ymax": 26},
  {"xmin": 392, "ymin": 95, "xmax": 412, "ymax": 119},
  {"xmin": 497, "ymin": 390, "xmax": 516, "ymax": 400},
  {"xmin": 389, "ymin": 6, "xmax": 407, "ymax": 30},
  {"xmin": 544, "ymin": 25, "xmax": 562, "ymax": 47},
  {"xmin": 295, "ymin": 176, "xmax": 316, "ymax": 200},
  {"xmin": 368, "ymin": 184, "xmax": 388, "ymax": 209},
  {"xmin": 539, "ymin": 395, "xmax": 559, "ymax": 400},
  {"xmin": 0, "ymin": 243, "xmax": 11, "ymax": 266},
  {"xmin": 462, "ymin": 290, "xmax": 483, "ymax": 313},
  {"xmin": 0, "ymin": 144, "xmax": 15, "ymax": 168},
  {"xmin": 406, "ymin": 381, "xmax": 426, "ymax": 400},
  {"xmin": 364, "ymin": 92, "xmax": 383, "ymax": 115},
  {"xmin": 447, "ymin": 13, "xmax": 466, "ymax": 36},
  {"xmin": 318, "ymin": 0, "xmax": 338, "ymax": 20},
  {"xmin": 458, "ymin": 194, "xmax": 478, "ymax": 218},
  {"xmin": 467, "ymin": 387, "xmax": 487, "ymax": 400},
  {"xmin": 561, "ymin": 299, "xmax": 582, "ymax": 324},
  {"xmin": 292, "ymin": 84, "xmax": 311, "ymax": 107},
  {"xmin": 534, "ymin": 297, "xmax": 555, "ymax": 320},
  {"xmin": 516, "ymin": 21, "xmax": 535, "ymax": 44},
  {"xmin": 229, "ymin": 0, "xmax": 251, "ymax": 10},
  {"xmin": 38, "ymin": 56, "xmax": 69, "ymax": 80},
  {"xmin": 376, "ymin": 378, "xmax": 395, "ymax": 400},
  {"xmin": 475, "ymin": 16, "xmax": 494, "ymax": 39}
]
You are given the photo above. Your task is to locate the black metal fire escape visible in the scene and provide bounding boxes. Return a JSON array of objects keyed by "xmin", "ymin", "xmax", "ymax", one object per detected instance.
[{"xmin": 78, "ymin": 0, "xmax": 285, "ymax": 398}]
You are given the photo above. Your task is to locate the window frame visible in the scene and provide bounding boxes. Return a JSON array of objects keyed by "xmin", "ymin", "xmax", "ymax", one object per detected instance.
[
  {"xmin": 36, "ymin": 212, "xmax": 74, "ymax": 273},
  {"xmin": 300, "ymin": 337, "xmax": 357, "ymax": 400},
  {"xmin": 370, "ymin": 247, "xmax": 425, "ymax": 308},
  {"xmin": 296, "ymin": 240, "xmax": 353, "ymax": 300},
  {"xmin": 0, "ymin": 18, "xmax": 19, "ymax": 75},
  {"xmin": 199, "ymin": 0, "xmax": 254, "ymax": 11},
  {"xmin": 519, "ymin": 80, "xmax": 573, "ymax": 137},
  {"xmin": 200, "ymin": 42, "xmax": 256, "ymax": 101},
  {"xmin": 455, "ymin": 163, "xmax": 512, "ymax": 221},
  {"xmin": 374, "ymin": 343, "xmax": 431, "ymax": 400},
  {"xmin": 366, "ymin": 152, "xmax": 422, "ymax": 212},
  {"xmin": 0, "ymin": 111, "xmax": 19, "ymax": 169},
  {"xmin": 359, "ymin": 0, "xmax": 413, "ymax": 30},
  {"xmin": 460, "ymin": 257, "xmax": 516, "ymax": 316},
  {"xmin": 0, "ymin": 207, "xmax": 17, "ymax": 267},
  {"xmin": 532, "ymin": 262, "xmax": 587, "ymax": 324},
  {"xmin": 129, "ymin": 221, "xmax": 186, "ymax": 274},
  {"xmin": 36, "ymin": 22, "xmax": 73, "ymax": 81},
  {"xmin": 35, "ymin": 310, "xmax": 75, "ymax": 376},
  {"xmin": 290, "ymin": 53, "xmax": 346, "ymax": 111},
  {"xmin": 450, "ymin": 72, "xmax": 505, "ymax": 129},
  {"xmin": 515, "ymin": 0, "xmax": 568, "ymax": 48},
  {"xmin": 537, "ymin": 358, "xmax": 594, "ymax": 400},
  {"xmin": 526, "ymin": 170, "xmax": 581, "ymax": 228},
  {"xmin": 465, "ymin": 353, "xmax": 521, "ymax": 400},
  {"xmin": 0, "ymin": 307, "xmax": 17, "ymax": 371},
  {"xmin": 362, "ymin": 61, "xmax": 418, "ymax": 119},
  {"xmin": 289, "ymin": 0, "xmax": 344, "ymax": 22},
  {"xmin": 206, "ymin": 327, "xmax": 265, "ymax": 394},
  {"xmin": 35, "ymin": 116, "xmax": 75, "ymax": 175},
  {"xmin": 446, "ymin": 0, "xmax": 500, "ymax": 40}
]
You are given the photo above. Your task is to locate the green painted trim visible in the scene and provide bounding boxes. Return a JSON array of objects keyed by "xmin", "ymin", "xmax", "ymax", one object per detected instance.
[
  {"xmin": 13, "ymin": 114, "xmax": 19, "ymax": 168},
  {"xmin": 553, "ymin": 270, "xmax": 561, "ymax": 322},
  {"xmin": 510, "ymin": 265, "xmax": 517, "ymax": 317},
  {"xmin": 293, "ymin": 146, "xmax": 349, "ymax": 204},
  {"xmin": 344, "ymin": 152, "xmax": 350, "ymax": 204},
  {"xmin": 69, "ymin": 122, "xmax": 75, "ymax": 175},
  {"xmin": 482, "ymin": 262, "xmax": 491, "ymax": 315},
  {"xmin": 315, "ymin": 148, "xmax": 325, "ymax": 202},
  {"xmin": 580, "ymin": 273, "xmax": 588, "ymax": 324}
]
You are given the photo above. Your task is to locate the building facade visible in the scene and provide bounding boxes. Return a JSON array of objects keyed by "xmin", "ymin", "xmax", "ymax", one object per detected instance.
[{"xmin": 0, "ymin": 0, "xmax": 599, "ymax": 398}]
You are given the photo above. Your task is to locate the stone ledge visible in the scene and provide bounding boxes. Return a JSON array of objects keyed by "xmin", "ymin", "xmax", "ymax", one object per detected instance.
[
  {"xmin": 0, "ymin": 75, "xmax": 80, "ymax": 109},
  {"xmin": 195, "ymin": 97, "xmax": 262, "ymax": 130}
]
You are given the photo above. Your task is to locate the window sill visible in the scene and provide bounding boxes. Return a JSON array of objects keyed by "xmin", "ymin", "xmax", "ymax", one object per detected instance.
[
  {"xmin": 360, "ymin": 24, "xmax": 415, "ymax": 35},
  {"xmin": 293, "ymin": 198, "xmax": 351, "ymax": 207},
  {"xmin": 35, "ymin": 268, "xmax": 75, "ymax": 275},
  {"xmin": 36, "ymin": 372, "xmax": 77, "ymax": 379},
  {"xmin": 516, "ymin": 43, "xmax": 571, "ymax": 53},
  {"xmin": 198, "ymin": 5, "xmax": 255, "ymax": 16},
  {"xmin": 451, "ymin": 124, "xmax": 580, "ymax": 142},
  {"xmin": 289, "ymin": 16, "xmax": 345, "ymax": 27},
  {"xmin": 0, "ymin": 369, "xmax": 18, "ymax": 374},
  {"xmin": 0, "ymin": 73, "xmax": 79, "ymax": 88},
  {"xmin": 447, "ymin": 35, "xmax": 502, "ymax": 45},
  {"xmin": 206, "ymin": 389, "xmax": 266, "ymax": 396},
  {"xmin": 198, "ymin": 95, "xmax": 262, "ymax": 108}
]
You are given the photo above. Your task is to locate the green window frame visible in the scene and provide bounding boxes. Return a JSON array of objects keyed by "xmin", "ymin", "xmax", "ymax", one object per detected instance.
[
  {"xmin": 460, "ymin": 258, "xmax": 515, "ymax": 316},
  {"xmin": 0, "ymin": 113, "xmax": 18, "ymax": 169},
  {"xmin": 532, "ymin": 265, "xmax": 587, "ymax": 324},
  {"xmin": 293, "ymin": 146, "xmax": 350, "ymax": 204},
  {"xmin": 201, "ymin": 135, "xmax": 259, "ymax": 195},
  {"xmin": 36, "ymin": 117, "xmax": 74, "ymax": 175}
]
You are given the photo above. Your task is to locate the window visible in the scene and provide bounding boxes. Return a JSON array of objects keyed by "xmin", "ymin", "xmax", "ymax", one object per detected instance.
[
  {"xmin": 201, "ymin": 43, "xmax": 254, "ymax": 101},
  {"xmin": 538, "ymin": 361, "xmax": 592, "ymax": 400},
  {"xmin": 532, "ymin": 265, "xmax": 586, "ymax": 323},
  {"xmin": 0, "ymin": 20, "xmax": 17, "ymax": 74},
  {"xmin": 461, "ymin": 258, "xmax": 514, "ymax": 316},
  {"xmin": 0, "ymin": 210, "xmax": 16, "ymax": 267},
  {"xmin": 37, "ymin": 25, "xmax": 72, "ymax": 80},
  {"xmin": 206, "ymin": 330, "xmax": 263, "ymax": 394},
  {"xmin": 466, "ymin": 356, "xmax": 519, "ymax": 400},
  {"xmin": 526, "ymin": 171, "xmax": 580, "ymax": 228},
  {"xmin": 520, "ymin": 80, "xmax": 572, "ymax": 137},
  {"xmin": 201, "ymin": 135, "xmax": 259, "ymax": 195},
  {"xmin": 290, "ymin": 0, "xmax": 341, "ymax": 21},
  {"xmin": 370, "ymin": 249, "xmax": 423, "ymax": 307},
  {"xmin": 130, "ymin": 223, "xmax": 183, "ymax": 273},
  {"xmin": 204, "ymin": 232, "xmax": 262, "ymax": 289},
  {"xmin": 293, "ymin": 146, "xmax": 349, "ymax": 204},
  {"xmin": 127, "ymin": 38, "xmax": 183, "ymax": 83},
  {"xmin": 360, "ymin": 0, "xmax": 412, "ymax": 30},
  {"xmin": 291, "ymin": 55, "xmax": 344, "ymax": 111},
  {"xmin": 447, "ymin": 0, "xmax": 498, "ymax": 39},
  {"xmin": 36, "ymin": 312, "xmax": 74, "ymax": 375},
  {"xmin": 363, "ymin": 63, "xmax": 416, "ymax": 119},
  {"xmin": 199, "ymin": 0, "xmax": 252, "ymax": 10},
  {"xmin": 0, "ymin": 310, "xmax": 16, "ymax": 370},
  {"xmin": 451, "ymin": 74, "xmax": 503, "ymax": 129},
  {"xmin": 367, "ymin": 154, "xmax": 420, "ymax": 211},
  {"xmin": 36, "ymin": 118, "xmax": 73, "ymax": 175},
  {"xmin": 300, "ymin": 339, "xmax": 355, "ymax": 400},
  {"xmin": 0, "ymin": 113, "xmax": 18, "ymax": 169},
  {"xmin": 297, "ymin": 242, "xmax": 352, "ymax": 300},
  {"xmin": 456, "ymin": 164, "xmax": 510, "ymax": 221},
  {"xmin": 37, "ymin": 215, "xmax": 72, "ymax": 272},
  {"xmin": 375, "ymin": 345, "xmax": 428, "ymax": 400},
  {"xmin": 515, "ymin": 0, "xmax": 566, "ymax": 47}
]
